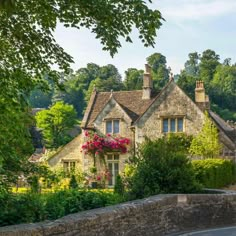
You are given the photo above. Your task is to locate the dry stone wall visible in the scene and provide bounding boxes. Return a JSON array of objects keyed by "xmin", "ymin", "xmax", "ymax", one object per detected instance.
[{"xmin": 1, "ymin": 193, "xmax": 236, "ymax": 236}]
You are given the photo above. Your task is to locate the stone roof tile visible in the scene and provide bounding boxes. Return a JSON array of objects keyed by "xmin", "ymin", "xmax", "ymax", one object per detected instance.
[{"xmin": 85, "ymin": 90, "xmax": 157, "ymax": 128}]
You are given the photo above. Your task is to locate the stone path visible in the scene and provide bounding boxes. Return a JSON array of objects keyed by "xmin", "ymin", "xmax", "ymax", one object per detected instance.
[{"xmin": 179, "ymin": 226, "xmax": 236, "ymax": 236}]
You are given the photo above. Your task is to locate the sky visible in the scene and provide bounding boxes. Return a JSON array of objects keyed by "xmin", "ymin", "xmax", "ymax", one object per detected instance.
[{"xmin": 54, "ymin": 0, "xmax": 236, "ymax": 78}]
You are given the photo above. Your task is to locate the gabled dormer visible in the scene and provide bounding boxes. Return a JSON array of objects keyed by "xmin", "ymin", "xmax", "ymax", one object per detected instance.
[{"xmin": 93, "ymin": 93, "xmax": 132, "ymax": 136}]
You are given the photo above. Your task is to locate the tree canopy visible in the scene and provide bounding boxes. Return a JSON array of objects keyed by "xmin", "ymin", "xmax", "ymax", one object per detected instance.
[
  {"xmin": 0, "ymin": 1, "xmax": 163, "ymax": 186},
  {"xmin": 0, "ymin": 0, "xmax": 163, "ymax": 84},
  {"xmin": 36, "ymin": 101, "xmax": 77, "ymax": 148},
  {"xmin": 189, "ymin": 112, "xmax": 221, "ymax": 158},
  {"xmin": 177, "ymin": 49, "xmax": 236, "ymax": 121},
  {"xmin": 146, "ymin": 53, "xmax": 170, "ymax": 90}
]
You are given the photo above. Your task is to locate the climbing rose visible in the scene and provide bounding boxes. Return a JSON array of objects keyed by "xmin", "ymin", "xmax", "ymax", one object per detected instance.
[{"xmin": 81, "ymin": 131, "xmax": 130, "ymax": 156}]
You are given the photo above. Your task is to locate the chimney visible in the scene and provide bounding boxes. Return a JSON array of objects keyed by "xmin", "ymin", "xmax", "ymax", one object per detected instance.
[
  {"xmin": 195, "ymin": 81, "xmax": 210, "ymax": 110},
  {"xmin": 142, "ymin": 64, "xmax": 153, "ymax": 100}
]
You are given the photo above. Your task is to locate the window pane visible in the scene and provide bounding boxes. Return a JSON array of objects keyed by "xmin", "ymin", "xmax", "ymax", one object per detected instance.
[
  {"xmin": 63, "ymin": 162, "xmax": 69, "ymax": 172},
  {"xmin": 108, "ymin": 163, "xmax": 113, "ymax": 186},
  {"xmin": 113, "ymin": 120, "xmax": 120, "ymax": 134},
  {"xmin": 107, "ymin": 154, "xmax": 112, "ymax": 161},
  {"xmin": 106, "ymin": 121, "xmax": 112, "ymax": 134},
  {"xmin": 114, "ymin": 163, "xmax": 119, "ymax": 185},
  {"xmin": 170, "ymin": 119, "xmax": 176, "ymax": 132},
  {"xmin": 70, "ymin": 162, "xmax": 75, "ymax": 171},
  {"xmin": 178, "ymin": 118, "xmax": 183, "ymax": 132},
  {"xmin": 114, "ymin": 154, "xmax": 119, "ymax": 160},
  {"xmin": 163, "ymin": 119, "xmax": 168, "ymax": 133}
]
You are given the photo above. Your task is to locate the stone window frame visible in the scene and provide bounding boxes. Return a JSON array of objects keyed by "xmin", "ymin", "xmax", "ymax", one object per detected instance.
[
  {"xmin": 160, "ymin": 116, "xmax": 185, "ymax": 133},
  {"xmin": 61, "ymin": 159, "xmax": 78, "ymax": 172},
  {"xmin": 104, "ymin": 119, "xmax": 120, "ymax": 135}
]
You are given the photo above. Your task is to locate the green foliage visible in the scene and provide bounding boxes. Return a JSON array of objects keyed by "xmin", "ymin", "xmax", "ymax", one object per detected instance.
[
  {"xmin": 199, "ymin": 49, "xmax": 220, "ymax": 86},
  {"xmin": 210, "ymin": 64, "xmax": 236, "ymax": 113},
  {"xmin": 211, "ymin": 104, "xmax": 236, "ymax": 121},
  {"xmin": 28, "ymin": 175, "xmax": 40, "ymax": 193},
  {"xmin": 146, "ymin": 53, "xmax": 170, "ymax": 90},
  {"xmin": 124, "ymin": 68, "xmax": 144, "ymax": 90},
  {"xmin": 0, "ymin": 1, "xmax": 163, "ymax": 188},
  {"xmin": 0, "ymin": 101, "xmax": 34, "ymax": 186},
  {"xmin": 36, "ymin": 101, "xmax": 77, "ymax": 148},
  {"xmin": 0, "ymin": 190, "xmax": 122, "ymax": 226},
  {"xmin": 190, "ymin": 112, "xmax": 221, "ymax": 158},
  {"xmin": 114, "ymin": 175, "xmax": 125, "ymax": 197},
  {"xmin": 0, "ymin": 0, "xmax": 163, "ymax": 82},
  {"xmin": 69, "ymin": 175, "xmax": 78, "ymax": 189},
  {"xmin": 85, "ymin": 64, "xmax": 124, "ymax": 101},
  {"xmin": 49, "ymin": 165, "xmax": 86, "ymax": 190},
  {"xmin": 127, "ymin": 136, "xmax": 202, "ymax": 199},
  {"xmin": 177, "ymin": 49, "xmax": 236, "ymax": 121},
  {"xmin": 165, "ymin": 133, "xmax": 193, "ymax": 154},
  {"xmin": 192, "ymin": 159, "xmax": 236, "ymax": 188},
  {"xmin": 0, "ymin": 192, "xmax": 45, "ymax": 226}
]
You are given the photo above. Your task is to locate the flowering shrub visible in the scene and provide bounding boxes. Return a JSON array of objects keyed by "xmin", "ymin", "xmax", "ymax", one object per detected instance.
[
  {"xmin": 81, "ymin": 131, "xmax": 130, "ymax": 159},
  {"xmin": 95, "ymin": 169, "xmax": 111, "ymax": 188}
]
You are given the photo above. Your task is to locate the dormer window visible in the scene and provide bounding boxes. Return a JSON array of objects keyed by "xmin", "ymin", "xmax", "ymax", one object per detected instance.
[{"xmin": 106, "ymin": 120, "xmax": 120, "ymax": 134}]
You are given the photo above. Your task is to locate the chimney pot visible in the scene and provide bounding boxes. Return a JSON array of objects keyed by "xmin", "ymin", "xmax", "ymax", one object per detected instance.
[
  {"xmin": 145, "ymin": 64, "xmax": 151, "ymax": 74},
  {"xmin": 195, "ymin": 80, "xmax": 210, "ymax": 111},
  {"xmin": 142, "ymin": 64, "xmax": 153, "ymax": 100}
]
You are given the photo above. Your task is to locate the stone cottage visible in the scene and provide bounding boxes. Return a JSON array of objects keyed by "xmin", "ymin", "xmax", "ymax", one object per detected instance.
[{"xmin": 48, "ymin": 64, "xmax": 236, "ymax": 186}]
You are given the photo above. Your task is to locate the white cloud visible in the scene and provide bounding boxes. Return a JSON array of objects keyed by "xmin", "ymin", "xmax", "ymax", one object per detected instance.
[{"xmin": 155, "ymin": 0, "xmax": 236, "ymax": 21}]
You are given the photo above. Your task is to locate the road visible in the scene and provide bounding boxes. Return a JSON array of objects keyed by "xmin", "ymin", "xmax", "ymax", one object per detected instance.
[{"xmin": 179, "ymin": 226, "xmax": 236, "ymax": 236}]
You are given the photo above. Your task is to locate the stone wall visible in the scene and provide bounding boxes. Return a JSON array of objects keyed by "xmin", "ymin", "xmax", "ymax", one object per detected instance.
[
  {"xmin": 87, "ymin": 97, "xmax": 134, "ymax": 174},
  {"xmin": 1, "ymin": 193, "xmax": 236, "ymax": 236},
  {"xmin": 136, "ymin": 82, "xmax": 205, "ymax": 143},
  {"xmin": 48, "ymin": 134, "xmax": 84, "ymax": 169}
]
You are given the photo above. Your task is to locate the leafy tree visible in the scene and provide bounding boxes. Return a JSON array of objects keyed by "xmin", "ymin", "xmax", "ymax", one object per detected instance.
[
  {"xmin": 177, "ymin": 72, "xmax": 197, "ymax": 100},
  {"xmin": 146, "ymin": 53, "xmax": 169, "ymax": 90},
  {"xmin": 127, "ymin": 136, "xmax": 201, "ymax": 199},
  {"xmin": 52, "ymin": 77, "xmax": 86, "ymax": 118},
  {"xmin": 0, "ymin": 0, "xmax": 163, "ymax": 88},
  {"xmin": 199, "ymin": 49, "xmax": 220, "ymax": 87},
  {"xmin": 85, "ymin": 64, "xmax": 124, "ymax": 101},
  {"xmin": 0, "ymin": 0, "xmax": 163, "ymax": 186},
  {"xmin": 29, "ymin": 87, "xmax": 54, "ymax": 108},
  {"xmin": 0, "ymin": 102, "xmax": 34, "ymax": 186},
  {"xmin": 184, "ymin": 52, "xmax": 200, "ymax": 77},
  {"xmin": 177, "ymin": 52, "xmax": 200, "ymax": 99},
  {"xmin": 210, "ymin": 64, "xmax": 236, "ymax": 111},
  {"xmin": 190, "ymin": 112, "xmax": 222, "ymax": 158},
  {"xmin": 36, "ymin": 101, "xmax": 77, "ymax": 148},
  {"xmin": 178, "ymin": 49, "xmax": 235, "ymax": 121},
  {"xmin": 124, "ymin": 68, "xmax": 144, "ymax": 90}
]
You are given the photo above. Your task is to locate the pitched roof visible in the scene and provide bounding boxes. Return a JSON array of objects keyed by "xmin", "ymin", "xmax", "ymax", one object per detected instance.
[
  {"xmin": 82, "ymin": 90, "xmax": 158, "ymax": 128},
  {"xmin": 81, "ymin": 81, "xmax": 236, "ymax": 151}
]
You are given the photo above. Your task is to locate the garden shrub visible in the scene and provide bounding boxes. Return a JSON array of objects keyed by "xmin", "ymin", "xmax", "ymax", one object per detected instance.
[
  {"xmin": 0, "ymin": 189, "xmax": 122, "ymax": 226},
  {"xmin": 192, "ymin": 158, "xmax": 236, "ymax": 188},
  {"xmin": 127, "ymin": 137, "xmax": 202, "ymax": 199},
  {"xmin": 114, "ymin": 175, "xmax": 125, "ymax": 197},
  {"xmin": 69, "ymin": 175, "xmax": 78, "ymax": 189},
  {"xmin": 0, "ymin": 192, "xmax": 45, "ymax": 226}
]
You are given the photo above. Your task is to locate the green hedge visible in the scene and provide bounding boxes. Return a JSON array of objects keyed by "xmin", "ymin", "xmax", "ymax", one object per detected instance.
[
  {"xmin": 192, "ymin": 159, "xmax": 236, "ymax": 188},
  {"xmin": 0, "ymin": 189, "xmax": 122, "ymax": 227}
]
